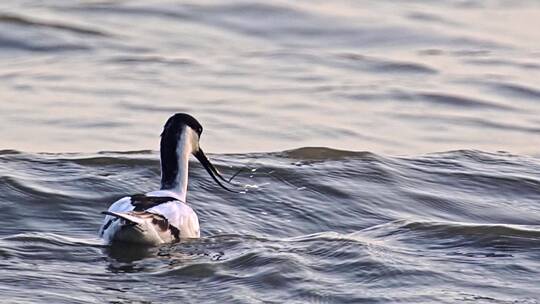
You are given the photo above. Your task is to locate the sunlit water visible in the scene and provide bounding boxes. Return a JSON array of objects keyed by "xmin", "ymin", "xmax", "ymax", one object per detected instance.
[
  {"xmin": 1, "ymin": 1, "xmax": 540, "ymax": 303},
  {"xmin": 1, "ymin": 0, "xmax": 540, "ymax": 155}
]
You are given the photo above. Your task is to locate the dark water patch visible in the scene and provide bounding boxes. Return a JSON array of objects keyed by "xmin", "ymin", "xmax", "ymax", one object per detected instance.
[
  {"xmin": 42, "ymin": 118, "xmax": 127, "ymax": 129},
  {"xmin": 417, "ymin": 48, "xmax": 444, "ymax": 56},
  {"xmin": 417, "ymin": 93, "xmax": 513, "ymax": 110},
  {"xmin": 464, "ymin": 58, "xmax": 540, "ymax": 70},
  {"xmin": 338, "ymin": 53, "xmax": 438, "ymax": 74},
  {"xmin": 406, "ymin": 12, "xmax": 461, "ymax": 26},
  {"xmin": 61, "ymin": 156, "xmax": 158, "ymax": 169},
  {"xmin": 189, "ymin": 2, "xmax": 307, "ymax": 18},
  {"xmin": 374, "ymin": 61, "xmax": 437, "ymax": 74},
  {"xmin": 57, "ymin": 2, "xmax": 193, "ymax": 21},
  {"xmin": 246, "ymin": 49, "xmax": 321, "ymax": 64},
  {"xmin": 488, "ymin": 82, "xmax": 540, "ymax": 100},
  {"xmin": 277, "ymin": 146, "xmax": 374, "ymax": 160},
  {"xmin": 0, "ymin": 149, "xmax": 22, "ymax": 155},
  {"xmin": 0, "ymin": 13, "xmax": 110, "ymax": 37},
  {"xmin": 452, "ymin": 49, "xmax": 492, "ymax": 57},
  {"xmin": 464, "ymin": 119, "xmax": 540, "ymax": 134},
  {"xmin": 107, "ymin": 55, "xmax": 195, "ymax": 66},
  {"xmin": 96, "ymin": 150, "xmax": 155, "ymax": 155},
  {"xmin": 0, "ymin": 35, "xmax": 89, "ymax": 52}
]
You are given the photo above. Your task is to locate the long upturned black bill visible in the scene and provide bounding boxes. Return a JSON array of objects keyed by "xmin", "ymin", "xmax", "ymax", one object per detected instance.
[{"xmin": 194, "ymin": 148, "xmax": 238, "ymax": 193}]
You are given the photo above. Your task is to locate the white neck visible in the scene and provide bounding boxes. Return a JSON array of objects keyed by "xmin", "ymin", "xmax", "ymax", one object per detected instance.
[{"xmin": 160, "ymin": 127, "xmax": 193, "ymax": 202}]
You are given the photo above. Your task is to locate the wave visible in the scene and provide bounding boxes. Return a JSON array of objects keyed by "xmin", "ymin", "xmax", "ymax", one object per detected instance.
[
  {"xmin": 1, "ymin": 232, "xmax": 102, "ymax": 247},
  {"xmin": 0, "ymin": 13, "xmax": 110, "ymax": 37}
]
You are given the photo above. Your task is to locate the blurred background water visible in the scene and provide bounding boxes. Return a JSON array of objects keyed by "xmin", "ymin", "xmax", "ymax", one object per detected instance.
[
  {"xmin": 1, "ymin": 0, "xmax": 539, "ymax": 155},
  {"xmin": 1, "ymin": 1, "xmax": 540, "ymax": 303}
]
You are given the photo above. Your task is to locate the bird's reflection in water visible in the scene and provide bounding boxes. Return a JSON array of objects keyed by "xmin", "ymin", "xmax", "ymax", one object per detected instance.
[
  {"xmin": 103, "ymin": 240, "xmax": 212, "ymax": 273},
  {"xmin": 104, "ymin": 242, "xmax": 158, "ymax": 273},
  {"xmin": 106, "ymin": 242, "xmax": 157, "ymax": 262}
]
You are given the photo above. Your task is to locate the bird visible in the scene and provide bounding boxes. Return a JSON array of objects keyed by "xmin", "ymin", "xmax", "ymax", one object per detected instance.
[{"xmin": 99, "ymin": 113, "xmax": 236, "ymax": 245}]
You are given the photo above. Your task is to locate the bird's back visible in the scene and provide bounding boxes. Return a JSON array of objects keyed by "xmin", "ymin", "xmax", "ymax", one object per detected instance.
[{"xmin": 100, "ymin": 190, "xmax": 200, "ymax": 244}]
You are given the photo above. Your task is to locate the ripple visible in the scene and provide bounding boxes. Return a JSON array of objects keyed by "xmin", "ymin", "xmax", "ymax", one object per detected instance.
[
  {"xmin": 489, "ymin": 82, "xmax": 540, "ymax": 100},
  {"xmin": 278, "ymin": 146, "xmax": 372, "ymax": 160},
  {"xmin": 394, "ymin": 113, "xmax": 540, "ymax": 134},
  {"xmin": 0, "ymin": 149, "xmax": 21, "ymax": 155},
  {"xmin": 1, "ymin": 232, "xmax": 102, "ymax": 247},
  {"xmin": 406, "ymin": 12, "xmax": 461, "ymax": 26},
  {"xmin": 464, "ymin": 58, "xmax": 540, "ymax": 70},
  {"xmin": 118, "ymin": 101, "xmax": 190, "ymax": 113},
  {"xmin": 338, "ymin": 53, "xmax": 438, "ymax": 74},
  {"xmin": 0, "ymin": 35, "xmax": 89, "ymax": 52},
  {"xmin": 0, "ymin": 149, "xmax": 539, "ymax": 302},
  {"xmin": 417, "ymin": 92, "xmax": 513, "ymax": 110},
  {"xmin": 0, "ymin": 13, "xmax": 110, "ymax": 37},
  {"xmin": 365, "ymin": 220, "xmax": 540, "ymax": 252},
  {"xmin": 107, "ymin": 55, "xmax": 195, "ymax": 66}
]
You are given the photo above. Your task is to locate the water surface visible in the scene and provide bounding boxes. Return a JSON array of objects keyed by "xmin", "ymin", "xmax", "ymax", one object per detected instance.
[
  {"xmin": 1, "ymin": 1, "xmax": 540, "ymax": 303},
  {"xmin": 0, "ymin": 0, "xmax": 539, "ymax": 155},
  {"xmin": 1, "ymin": 148, "xmax": 539, "ymax": 303}
]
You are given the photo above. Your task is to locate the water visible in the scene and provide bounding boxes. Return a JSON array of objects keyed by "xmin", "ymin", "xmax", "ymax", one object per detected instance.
[
  {"xmin": 1, "ymin": 0, "xmax": 540, "ymax": 155},
  {"xmin": 1, "ymin": 1, "xmax": 540, "ymax": 303},
  {"xmin": 1, "ymin": 148, "xmax": 539, "ymax": 303}
]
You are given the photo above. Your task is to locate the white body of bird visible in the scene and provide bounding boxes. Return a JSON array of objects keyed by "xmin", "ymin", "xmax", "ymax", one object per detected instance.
[{"xmin": 99, "ymin": 113, "xmax": 234, "ymax": 245}]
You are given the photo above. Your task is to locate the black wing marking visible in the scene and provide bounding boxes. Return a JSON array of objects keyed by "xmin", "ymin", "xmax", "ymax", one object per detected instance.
[
  {"xmin": 130, "ymin": 194, "xmax": 178, "ymax": 211},
  {"xmin": 169, "ymin": 225, "xmax": 180, "ymax": 241},
  {"xmin": 150, "ymin": 213, "xmax": 181, "ymax": 242},
  {"xmin": 100, "ymin": 217, "xmax": 118, "ymax": 236}
]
